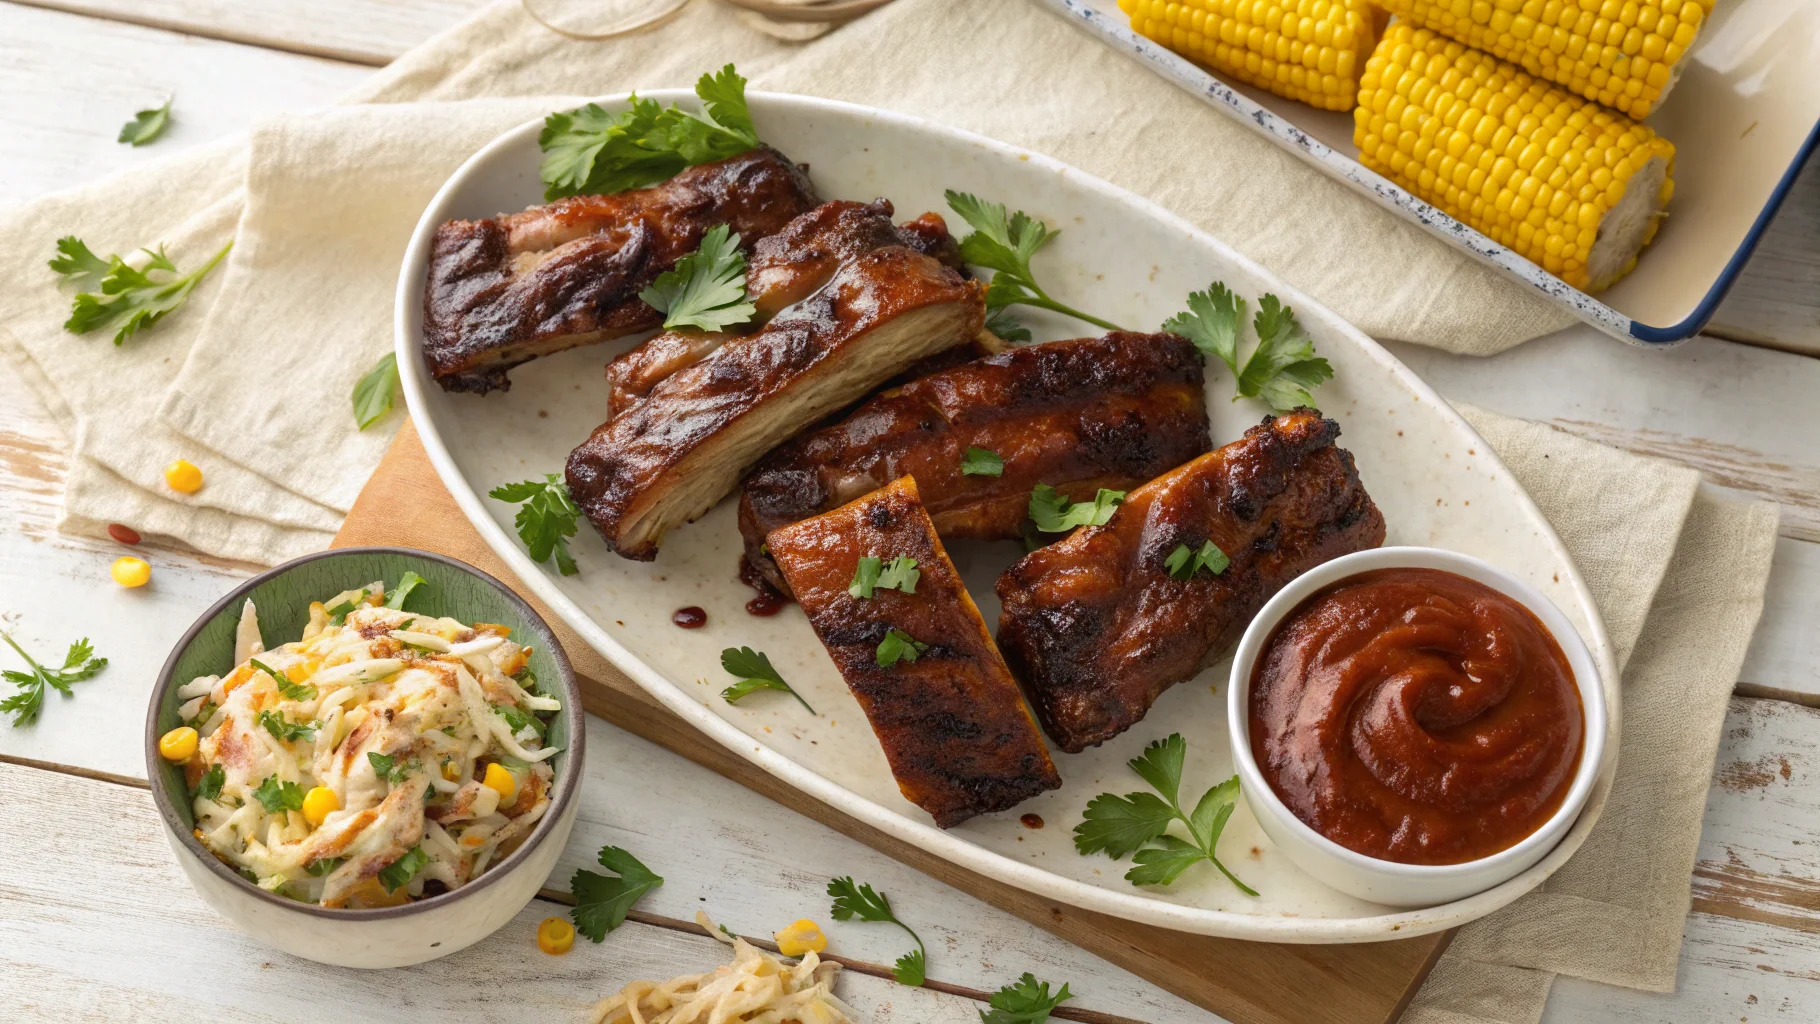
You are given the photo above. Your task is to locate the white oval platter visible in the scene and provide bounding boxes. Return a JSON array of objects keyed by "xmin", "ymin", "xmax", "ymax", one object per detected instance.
[{"xmin": 395, "ymin": 91, "xmax": 1620, "ymax": 942}]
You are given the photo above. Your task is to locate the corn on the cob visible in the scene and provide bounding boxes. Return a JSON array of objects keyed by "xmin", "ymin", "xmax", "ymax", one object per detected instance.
[
  {"xmin": 1355, "ymin": 23, "xmax": 1675, "ymax": 292},
  {"xmin": 1376, "ymin": 0, "xmax": 1711, "ymax": 119},
  {"xmin": 1119, "ymin": 0, "xmax": 1385, "ymax": 111}
]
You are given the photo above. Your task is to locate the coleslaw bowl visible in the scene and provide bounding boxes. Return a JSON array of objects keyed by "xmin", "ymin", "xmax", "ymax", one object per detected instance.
[{"xmin": 144, "ymin": 546, "xmax": 583, "ymax": 968}]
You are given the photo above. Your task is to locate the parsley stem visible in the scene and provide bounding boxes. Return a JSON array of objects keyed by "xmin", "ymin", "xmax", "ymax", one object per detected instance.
[
  {"xmin": 1007, "ymin": 293, "xmax": 1125, "ymax": 333},
  {"xmin": 1210, "ymin": 855, "xmax": 1260, "ymax": 897},
  {"xmin": 0, "ymin": 630, "xmax": 42, "ymax": 673}
]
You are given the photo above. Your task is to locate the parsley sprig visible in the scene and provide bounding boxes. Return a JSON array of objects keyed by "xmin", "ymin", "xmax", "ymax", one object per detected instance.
[
  {"xmin": 828, "ymin": 877, "xmax": 926, "ymax": 986},
  {"xmin": 539, "ymin": 64, "xmax": 758, "ymax": 200},
  {"xmin": 252, "ymin": 774, "xmax": 304, "ymax": 814},
  {"xmin": 192, "ymin": 763, "xmax": 226, "ymax": 802},
  {"xmin": 352, "ymin": 352, "xmax": 399, "ymax": 430},
  {"xmin": 1165, "ymin": 540, "xmax": 1230, "ymax": 581},
  {"xmin": 384, "ymin": 571, "xmax": 428, "ymax": 610},
  {"xmin": 639, "ymin": 224, "xmax": 756, "ymax": 332},
  {"xmin": 50, "ymin": 236, "xmax": 232, "ymax": 346},
  {"xmin": 848, "ymin": 555, "xmax": 920, "ymax": 599},
  {"xmin": 1164, "ymin": 283, "xmax": 1333, "ymax": 412},
  {"xmin": 720, "ymin": 646, "xmax": 815, "ymax": 713},
  {"xmin": 981, "ymin": 973, "xmax": 1073, "ymax": 1024},
  {"xmin": 0, "ymin": 631, "xmax": 106, "ymax": 727},
  {"xmin": 257, "ymin": 709, "xmax": 316, "ymax": 743},
  {"xmin": 875, "ymin": 628, "xmax": 928, "ymax": 668},
  {"xmin": 960, "ymin": 447, "xmax": 1004, "ymax": 477},
  {"xmin": 377, "ymin": 846, "xmax": 429, "ymax": 893},
  {"xmin": 1028, "ymin": 484, "xmax": 1124, "ymax": 533},
  {"xmin": 367, "ymin": 751, "xmax": 415, "ymax": 784},
  {"xmin": 118, "ymin": 97, "xmax": 173, "ymax": 147},
  {"xmin": 1074, "ymin": 734, "xmax": 1257, "ymax": 895},
  {"xmin": 489, "ymin": 474, "xmax": 582, "ymax": 576},
  {"xmin": 250, "ymin": 658, "xmax": 316, "ymax": 702},
  {"xmin": 571, "ymin": 845, "xmax": 664, "ymax": 941},
  {"xmin": 945, "ymin": 190, "xmax": 1122, "ymax": 340}
]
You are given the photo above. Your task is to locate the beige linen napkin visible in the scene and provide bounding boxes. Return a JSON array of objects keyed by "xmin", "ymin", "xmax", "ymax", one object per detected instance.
[{"xmin": 1409, "ymin": 410, "xmax": 1779, "ymax": 1024}]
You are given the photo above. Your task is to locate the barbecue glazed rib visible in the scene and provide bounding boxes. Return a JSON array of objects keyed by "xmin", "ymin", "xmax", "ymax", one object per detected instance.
[
  {"xmin": 738, "ymin": 332, "xmax": 1213, "ymax": 594},
  {"xmin": 766, "ymin": 476, "xmax": 1061, "ymax": 827},
  {"xmin": 566, "ymin": 245, "xmax": 987, "ymax": 560},
  {"xmin": 421, "ymin": 146, "xmax": 817, "ymax": 393},
  {"xmin": 604, "ymin": 199, "xmax": 964, "ymax": 418},
  {"xmin": 996, "ymin": 409, "xmax": 1386, "ymax": 752}
]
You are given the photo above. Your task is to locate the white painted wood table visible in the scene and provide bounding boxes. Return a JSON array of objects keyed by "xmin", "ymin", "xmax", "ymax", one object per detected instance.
[{"xmin": 2, "ymin": 2, "xmax": 1817, "ymax": 1021}]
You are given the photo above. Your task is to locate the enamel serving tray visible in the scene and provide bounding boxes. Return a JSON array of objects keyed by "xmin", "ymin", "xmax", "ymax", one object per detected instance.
[
  {"xmin": 395, "ymin": 92, "xmax": 1621, "ymax": 941},
  {"xmin": 1045, "ymin": 0, "xmax": 1820, "ymax": 346}
]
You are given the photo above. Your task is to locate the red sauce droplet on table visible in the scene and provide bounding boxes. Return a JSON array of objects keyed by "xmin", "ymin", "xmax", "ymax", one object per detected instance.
[
  {"xmin": 1020, "ymin": 814, "xmax": 1044, "ymax": 829},
  {"xmin": 738, "ymin": 555, "xmax": 792, "ymax": 617},
  {"xmin": 107, "ymin": 523, "xmax": 142, "ymax": 545},
  {"xmin": 672, "ymin": 607, "xmax": 707, "ymax": 629}
]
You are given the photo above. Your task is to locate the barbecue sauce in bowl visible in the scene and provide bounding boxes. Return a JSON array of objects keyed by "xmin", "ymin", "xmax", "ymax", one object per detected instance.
[{"xmin": 1248, "ymin": 567, "xmax": 1583, "ymax": 865}]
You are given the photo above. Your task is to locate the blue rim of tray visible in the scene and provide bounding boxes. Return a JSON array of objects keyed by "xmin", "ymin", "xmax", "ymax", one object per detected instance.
[{"xmin": 1044, "ymin": 0, "xmax": 1820, "ymax": 347}]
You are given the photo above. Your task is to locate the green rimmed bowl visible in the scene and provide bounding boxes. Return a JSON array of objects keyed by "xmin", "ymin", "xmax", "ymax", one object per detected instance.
[{"xmin": 144, "ymin": 547, "xmax": 582, "ymax": 968}]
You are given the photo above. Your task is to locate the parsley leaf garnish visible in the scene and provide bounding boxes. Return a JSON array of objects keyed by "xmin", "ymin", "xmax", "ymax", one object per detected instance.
[
  {"xmin": 638, "ymin": 223, "xmax": 756, "ymax": 332},
  {"xmin": 118, "ymin": 97, "xmax": 173, "ymax": 147},
  {"xmin": 250, "ymin": 658, "xmax": 316, "ymax": 702},
  {"xmin": 1073, "ymin": 734, "xmax": 1257, "ymax": 895},
  {"xmin": 493, "ymin": 702, "xmax": 547, "ymax": 737},
  {"xmin": 719, "ymin": 646, "xmax": 815, "ymax": 714},
  {"xmin": 980, "ymin": 973, "xmax": 1073, "ymax": 1024},
  {"xmin": 489, "ymin": 474, "xmax": 582, "ymax": 576},
  {"xmin": 252, "ymin": 774, "xmax": 305, "ymax": 814},
  {"xmin": 539, "ymin": 64, "xmax": 759, "ymax": 200},
  {"xmin": 945, "ymin": 190, "xmax": 1121, "ymax": 335},
  {"xmin": 1164, "ymin": 283, "xmax": 1333, "ymax": 412},
  {"xmin": 257, "ymin": 709, "xmax": 316, "ymax": 743},
  {"xmin": 377, "ymin": 846, "xmax": 429, "ymax": 893},
  {"xmin": 352, "ymin": 351, "xmax": 399, "ymax": 430},
  {"xmin": 384, "ymin": 571, "xmax": 428, "ymax": 610},
  {"xmin": 305, "ymin": 856, "xmax": 345, "ymax": 877},
  {"xmin": 367, "ymin": 751, "xmax": 415, "ymax": 784},
  {"xmin": 571, "ymin": 845, "xmax": 664, "ymax": 941},
  {"xmin": 875, "ymin": 628, "xmax": 928, "ymax": 668},
  {"xmin": 848, "ymin": 555, "xmax": 920, "ymax": 599},
  {"xmin": 960, "ymin": 447, "xmax": 1004, "ymax": 477},
  {"xmin": 1165, "ymin": 540, "xmax": 1230, "ymax": 581},
  {"xmin": 50, "ymin": 237, "xmax": 231, "ymax": 346},
  {"xmin": 828, "ymin": 877, "xmax": 926, "ymax": 986},
  {"xmin": 0, "ymin": 631, "xmax": 106, "ymax": 727},
  {"xmin": 1028, "ymin": 484, "xmax": 1124, "ymax": 533},
  {"xmin": 984, "ymin": 307, "xmax": 1032, "ymax": 343},
  {"xmin": 192, "ymin": 763, "xmax": 226, "ymax": 801}
]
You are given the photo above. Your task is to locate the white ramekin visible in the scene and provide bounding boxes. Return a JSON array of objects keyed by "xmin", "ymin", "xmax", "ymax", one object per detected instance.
[{"xmin": 1227, "ymin": 546, "xmax": 1607, "ymax": 907}]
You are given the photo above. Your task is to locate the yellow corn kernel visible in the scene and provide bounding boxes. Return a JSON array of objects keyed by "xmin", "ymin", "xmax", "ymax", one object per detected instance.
[
  {"xmin": 482, "ymin": 762, "xmax": 517, "ymax": 801},
  {"xmin": 111, "ymin": 556, "xmax": 152, "ymax": 587},
  {"xmin": 773, "ymin": 918, "xmax": 829, "ymax": 957},
  {"xmin": 441, "ymin": 758, "xmax": 462, "ymax": 781},
  {"xmin": 1374, "ymin": 0, "xmax": 1711, "ymax": 118},
  {"xmin": 537, "ymin": 916, "xmax": 575, "ymax": 955},
  {"xmin": 158, "ymin": 726, "xmax": 198, "ymax": 761},
  {"xmin": 302, "ymin": 786, "xmax": 340, "ymax": 826},
  {"xmin": 1355, "ymin": 24, "xmax": 1675, "ymax": 293},
  {"xmin": 1118, "ymin": 0, "xmax": 1383, "ymax": 111},
  {"xmin": 163, "ymin": 459, "xmax": 204, "ymax": 494}
]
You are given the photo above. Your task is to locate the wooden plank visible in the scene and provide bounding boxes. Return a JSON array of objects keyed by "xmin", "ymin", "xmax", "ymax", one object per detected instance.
[
  {"xmin": 1385, "ymin": 328, "xmax": 1820, "ymax": 543},
  {"xmin": 0, "ymin": 1, "xmax": 368, "ymax": 208},
  {"xmin": 5, "ymin": 0, "xmax": 485, "ymax": 66},
  {"xmin": 1541, "ymin": 697, "xmax": 1820, "ymax": 1021},
  {"xmin": 0, "ymin": 759, "xmax": 998, "ymax": 1024},
  {"xmin": 1707, "ymin": 156, "xmax": 1820, "ymax": 356}
]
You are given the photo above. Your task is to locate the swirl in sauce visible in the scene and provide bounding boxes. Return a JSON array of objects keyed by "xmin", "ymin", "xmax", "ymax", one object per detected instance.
[{"xmin": 1249, "ymin": 568, "xmax": 1583, "ymax": 865}]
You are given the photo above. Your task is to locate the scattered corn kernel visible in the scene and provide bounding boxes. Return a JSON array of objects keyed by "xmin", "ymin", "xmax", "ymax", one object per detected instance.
[
  {"xmin": 773, "ymin": 918, "xmax": 828, "ymax": 957},
  {"xmin": 302, "ymin": 786, "xmax": 340, "ymax": 826},
  {"xmin": 537, "ymin": 916, "xmax": 575, "ymax": 955},
  {"xmin": 164, "ymin": 458, "xmax": 204, "ymax": 493},
  {"xmin": 111, "ymin": 556, "xmax": 152, "ymax": 587},
  {"xmin": 482, "ymin": 761, "xmax": 518, "ymax": 801},
  {"xmin": 158, "ymin": 726, "xmax": 198, "ymax": 761}
]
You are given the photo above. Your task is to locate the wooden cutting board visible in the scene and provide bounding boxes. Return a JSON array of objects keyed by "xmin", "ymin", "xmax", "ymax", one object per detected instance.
[{"xmin": 334, "ymin": 419, "xmax": 1451, "ymax": 1024}]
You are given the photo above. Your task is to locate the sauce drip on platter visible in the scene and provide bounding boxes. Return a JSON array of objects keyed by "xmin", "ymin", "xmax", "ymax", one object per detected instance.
[
  {"xmin": 1249, "ymin": 567, "xmax": 1583, "ymax": 865},
  {"xmin": 738, "ymin": 555, "xmax": 790, "ymax": 617},
  {"xmin": 672, "ymin": 606, "xmax": 707, "ymax": 629}
]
